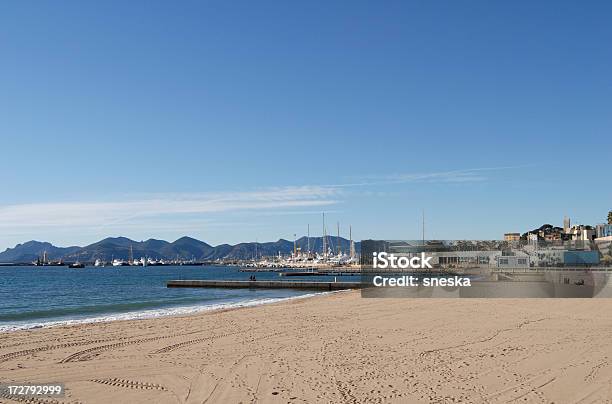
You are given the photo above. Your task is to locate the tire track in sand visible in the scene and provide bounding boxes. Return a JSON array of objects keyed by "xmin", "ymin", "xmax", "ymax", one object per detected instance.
[
  {"xmin": 151, "ymin": 327, "xmax": 256, "ymax": 354},
  {"xmin": 90, "ymin": 378, "xmax": 167, "ymax": 391},
  {"xmin": 59, "ymin": 329, "xmax": 211, "ymax": 363}
]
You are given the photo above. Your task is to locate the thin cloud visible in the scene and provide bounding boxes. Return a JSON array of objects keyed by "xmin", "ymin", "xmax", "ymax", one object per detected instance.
[
  {"xmin": 335, "ymin": 165, "xmax": 529, "ymax": 187},
  {"xmin": 0, "ymin": 167, "xmax": 521, "ymax": 231},
  {"xmin": 0, "ymin": 186, "xmax": 341, "ymax": 229},
  {"xmin": 0, "ymin": 166, "xmax": 530, "ymax": 249}
]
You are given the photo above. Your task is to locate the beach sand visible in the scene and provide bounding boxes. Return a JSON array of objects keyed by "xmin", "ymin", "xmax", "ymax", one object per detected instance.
[{"xmin": 1, "ymin": 291, "xmax": 612, "ymax": 403}]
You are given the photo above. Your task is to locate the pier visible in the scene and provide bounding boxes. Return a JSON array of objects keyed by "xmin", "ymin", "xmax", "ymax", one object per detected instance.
[
  {"xmin": 278, "ymin": 270, "xmax": 362, "ymax": 276},
  {"xmin": 166, "ymin": 280, "xmax": 361, "ymax": 290}
]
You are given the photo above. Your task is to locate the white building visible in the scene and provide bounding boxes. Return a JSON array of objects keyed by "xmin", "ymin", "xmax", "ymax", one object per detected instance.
[{"xmin": 567, "ymin": 226, "xmax": 596, "ymax": 241}]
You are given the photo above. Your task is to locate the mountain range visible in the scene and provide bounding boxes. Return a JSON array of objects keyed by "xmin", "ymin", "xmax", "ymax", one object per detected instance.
[{"xmin": 0, "ymin": 236, "xmax": 360, "ymax": 263}]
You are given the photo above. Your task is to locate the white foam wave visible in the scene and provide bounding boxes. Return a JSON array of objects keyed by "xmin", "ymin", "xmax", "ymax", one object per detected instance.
[{"xmin": 0, "ymin": 290, "xmax": 345, "ymax": 333}]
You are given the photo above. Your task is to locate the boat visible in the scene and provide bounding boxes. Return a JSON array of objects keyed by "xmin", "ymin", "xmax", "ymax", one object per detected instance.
[
  {"xmin": 33, "ymin": 251, "xmax": 65, "ymax": 266},
  {"xmin": 68, "ymin": 261, "xmax": 85, "ymax": 269},
  {"xmin": 33, "ymin": 260, "xmax": 65, "ymax": 267},
  {"xmin": 94, "ymin": 259, "xmax": 106, "ymax": 267}
]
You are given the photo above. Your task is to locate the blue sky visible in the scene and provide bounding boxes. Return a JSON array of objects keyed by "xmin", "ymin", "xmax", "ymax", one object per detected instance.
[{"xmin": 0, "ymin": 0, "xmax": 610, "ymax": 250}]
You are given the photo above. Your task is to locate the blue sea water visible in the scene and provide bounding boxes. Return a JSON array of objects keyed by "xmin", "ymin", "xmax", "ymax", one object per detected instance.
[{"xmin": 0, "ymin": 265, "xmax": 352, "ymax": 332}]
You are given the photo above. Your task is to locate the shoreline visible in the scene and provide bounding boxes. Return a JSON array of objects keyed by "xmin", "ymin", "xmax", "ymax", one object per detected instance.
[
  {"xmin": 2, "ymin": 292, "xmax": 612, "ymax": 403},
  {"xmin": 0, "ymin": 289, "xmax": 345, "ymax": 334}
]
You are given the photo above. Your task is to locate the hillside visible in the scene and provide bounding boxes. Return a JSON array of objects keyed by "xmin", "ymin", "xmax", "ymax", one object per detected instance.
[
  {"xmin": 0, "ymin": 236, "xmax": 360, "ymax": 263},
  {"xmin": 0, "ymin": 241, "xmax": 80, "ymax": 263}
]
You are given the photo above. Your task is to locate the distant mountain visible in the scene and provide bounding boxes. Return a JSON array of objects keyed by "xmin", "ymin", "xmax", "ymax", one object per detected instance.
[
  {"xmin": 71, "ymin": 237, "xmax": 168, "ymax": 261},
  {"xmin": 0, "ymin": 235, "xmax": 361, "ymax": 263},
  {"xmin": 0, "ymin": 241, "xmax": 80, "ymax": 263},
  {"xmin": 207, "ymin": 244, "xmax": 234, "ymax": 260},
  {"xmin": 159, "ymin": 237, "xmax": 214, "ymax": 260},
  {"xmin": 222, "ymin": 239, "xmax": 293, "ymax": 260}
]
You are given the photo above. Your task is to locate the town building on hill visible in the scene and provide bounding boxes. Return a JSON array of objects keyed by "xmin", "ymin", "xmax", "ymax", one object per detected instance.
[
  {"xmin": 566, "ymin": 225, "xmax": 596, "ymax": 241},
  {"xmin": 504, "ymin": 233, "xmax": 521, "ymax": 241}
]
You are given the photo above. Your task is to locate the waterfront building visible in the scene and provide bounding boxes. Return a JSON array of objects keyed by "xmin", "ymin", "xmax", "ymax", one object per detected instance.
[
  {"xmin": 563, "ymin": 250, "xmax": 600, "ymax": 266},
  {"xmin": 596, "ymin": 224, "xmax": 612, "ymax": 238},
  {"xmin": 594, "ymin": 236, "xmax": 612, "ymax": 260},
  {"xmin": 497, "ymin": 255, "xmax": 530, "ymax": 268}
]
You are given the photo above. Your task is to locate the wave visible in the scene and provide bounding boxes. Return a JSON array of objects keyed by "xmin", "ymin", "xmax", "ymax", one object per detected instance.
[
  {"xmin": 0, "ymin": 297, "xmax": 216, "ymax": 322},
  {"xmin": 0, "ymin": 291, "xmax": 343, "ymax": 333}
]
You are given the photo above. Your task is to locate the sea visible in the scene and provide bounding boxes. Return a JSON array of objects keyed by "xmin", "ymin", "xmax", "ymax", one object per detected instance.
[{"xmin": 0, "ymin": 265, "xmax": 353, "ymax": 332}]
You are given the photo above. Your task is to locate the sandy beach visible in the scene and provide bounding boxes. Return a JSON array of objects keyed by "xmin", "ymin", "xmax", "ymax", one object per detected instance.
[{"xmin": 1, "ymin": 291, "xmax": 612, "ymax": 403}]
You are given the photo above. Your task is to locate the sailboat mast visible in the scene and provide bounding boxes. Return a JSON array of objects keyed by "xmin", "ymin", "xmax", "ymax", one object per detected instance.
[
  {"xmin": 337, "ymin": 222, "xmax": 341, "ymax": 255},
  {"xmin": 349, "ymin": 225, "xmax": 355, "ymax": 259},
  {"xmin": 322, "ymin": 212, "xmax": 326, "ymax": 261},
  {"xmin": 307, "ymin": 224, "xmax": 310, "ymax": 256}
]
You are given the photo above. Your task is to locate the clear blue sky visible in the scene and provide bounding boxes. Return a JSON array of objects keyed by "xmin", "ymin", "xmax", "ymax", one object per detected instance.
[{"xmin": 0, "ymin": 0, "xmax": 610, "ymax": 250}]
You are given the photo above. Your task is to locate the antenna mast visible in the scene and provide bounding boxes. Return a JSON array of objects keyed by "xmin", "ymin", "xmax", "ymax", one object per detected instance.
[{"xmin": 422, "ymin": 209, "xmax": 425, "ymax": 245}]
